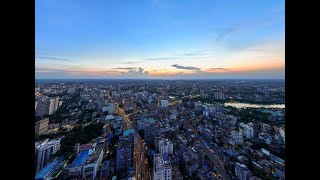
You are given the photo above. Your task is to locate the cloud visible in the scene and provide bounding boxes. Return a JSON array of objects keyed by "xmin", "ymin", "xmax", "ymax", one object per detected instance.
[
  {"xmin": 36, "ymin": 56, "xmax": 70, "ymax": 61},
  {"xmin": 214, "ymin": 26, "xmax": 241, "ymax": 41},
  {"xmin": 144, "ymin": 50, "xmax": 211, "ymax": 61},
  {"xmin": 212, "ymin": 16, "xmax": 280, "ymax": 42},
  {"xmin": 207, "ymin": 68, "xmax": 228, "ymax": 71},
  {"xmin": 245, "ymin": 49, "xmax": 266, "ymax": 52},
  {"xmin": 182, "ymin": 49, "xmax": 211, "ymax": 57},
  {"xmin": 144, "ymin": 57, "xmax": 179, "ymax": 61},
  {"xmin": 171, "ymin": 64, "xmax": 201, "ymax": 71},
  {"xmin": 184, "ymin": 52, "xmax": 207, "ymax": 56},
  {"xmin": 112, "ymin": 67, "xmax": 138, "ymax": 70},
  {"xmin": 121, "ymin": 67, "xmax": 149, "ymax": 77},
  {"xmin": 123, "ymin": 61, "xmax": 141, "ymax": 64},
  {"xmin": 35, "ymin": 67, "xmax": 120, "ymax": 75}
]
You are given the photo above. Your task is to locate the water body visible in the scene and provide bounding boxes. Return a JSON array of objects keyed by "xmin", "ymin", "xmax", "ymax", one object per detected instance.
[{"xmin": 224, "ymin": 102, "xmax": 285, "ymax": 109}]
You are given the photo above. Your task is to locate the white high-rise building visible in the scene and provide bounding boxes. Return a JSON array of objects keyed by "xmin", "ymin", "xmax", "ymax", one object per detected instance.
[
  {"xmin": 161, "ymin": 100, "xmax": 169, "ymax": 108},
  {"xmin": 214, "ymin": 92, "xmax": 225, "ymax": 100},
  {"xmin": 58, "ymin": 101, "xmax": 63, "ymax": 107},
  {"xmin": 35, "ymin": 137, "xmax": 62, "ymax": 173},
  {"xmin": 153, "ymin": 154, "xmax": 172, "ymax": 180},
  {"xmin": 158, "ymin": 139, "xmax": 173, "ymax": 157},
  {"xmin": 48, "ymin": 97, "xmax": 59, "ymax": 115},
  {"xmin": 239, "ymin": 123, "xmax": 254, "ymax": 139}
]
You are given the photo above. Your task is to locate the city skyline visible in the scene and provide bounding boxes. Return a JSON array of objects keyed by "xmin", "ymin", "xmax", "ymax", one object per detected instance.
[{"xmin": 36, "ymin": 0, "xmax": 284, "ymax": 79}]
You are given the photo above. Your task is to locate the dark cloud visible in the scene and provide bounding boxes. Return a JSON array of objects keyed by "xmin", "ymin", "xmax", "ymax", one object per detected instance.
[
  {"xmin": 36, "ymin": 56, "xmax": 70, "ymax": 61},
  {"xmin": 171, "ymin": 64, "xmax": 201, "ymax": 71}
]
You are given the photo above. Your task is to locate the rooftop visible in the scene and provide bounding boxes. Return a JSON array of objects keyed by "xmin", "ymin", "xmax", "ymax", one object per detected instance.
[
  {"xmin": 35, "ymin": 157, "xmax": 62, "ymax": 179},
  {"xmin": 70, "ymin": 149, "xmax": 89, "ymax": 168}
]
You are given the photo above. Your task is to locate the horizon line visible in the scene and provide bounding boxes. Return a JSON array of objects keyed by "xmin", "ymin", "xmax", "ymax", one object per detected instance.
[{"xmin": 35, "ymin": 78, "xmax": 285, "ymax": 80}]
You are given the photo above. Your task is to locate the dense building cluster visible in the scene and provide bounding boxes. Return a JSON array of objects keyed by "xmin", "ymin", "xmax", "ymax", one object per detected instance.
[{"xmin": 35, "ymin": 79, "xmax": 285, "ymax": 180}]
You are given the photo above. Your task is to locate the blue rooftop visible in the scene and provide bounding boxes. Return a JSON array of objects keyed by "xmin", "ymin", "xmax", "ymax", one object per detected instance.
[
  {"xmin": 123, "ymin": 129, "xmax": 134, "ymax": 136},
  {"xmin": 35, "ymin": 158, "xmax": 59, "ymax": 179},
  {"xmin": 70, "ymin": 149, "xmax": 89, "ymax": 168}
]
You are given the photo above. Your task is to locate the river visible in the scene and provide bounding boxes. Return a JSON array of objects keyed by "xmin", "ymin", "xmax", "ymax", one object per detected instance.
[{"xmin": 224, "ymin": 102, "xmax": 285, "ymax": 109}]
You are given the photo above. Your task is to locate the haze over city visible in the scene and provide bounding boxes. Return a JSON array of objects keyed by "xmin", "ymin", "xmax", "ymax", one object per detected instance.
[{"xmin": 36, "ymin": 0, "xmax": 284, "ymax": 79}]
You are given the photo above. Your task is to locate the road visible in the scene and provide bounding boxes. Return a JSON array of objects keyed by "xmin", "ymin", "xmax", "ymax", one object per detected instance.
[{"xmin": 116, "ymin": 107, "xmax": 150, "ymax": 180}]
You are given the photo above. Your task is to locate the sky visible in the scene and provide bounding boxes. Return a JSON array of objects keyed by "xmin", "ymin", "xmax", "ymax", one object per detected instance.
[{"xmin": 36, "ymin": 0, "xmax": 285, "ymax": 79}]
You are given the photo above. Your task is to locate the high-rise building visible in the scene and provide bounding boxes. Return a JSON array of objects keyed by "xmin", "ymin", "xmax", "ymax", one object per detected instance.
[
  {"xmin": 231, "ymin": 130, "xmax": 244, "ymax": 145},
  {"xmin": 279, "ymin": 127, "xmax": 285, "ymax": 142},
  {"xmin": 235, "ymin": 163, "xmax": 251, "ymax": 180},
  {"xmin": 153, "ymin": 154, "xmax": 172, "ymax": 180},
  {"xmin": 214, "ymin": 92, "xmax": 226, "ymax": 100},
  {"xmin": 161, "ymin": 100, "xmax": 169, "ymax": 108},
  {"xmin": 157, "ymin": 138, "xmax": 174, "ymax": 158},
  {"xmin": 58, "ymin": 101, "xmax": 63, "ymax": 107},
  {"xmin": 263, "ymin": 89, "xmax": 270, "ymax": 97},
  {"xmin": 35, "ymin": 100, "xmax": 49, "ymax": 117},
  {"xmin": 49, "ymin": 97, "xmax": 59, "ymax": 115},
  {"xmin": 200, "ymin": 89, "xmax": 205, "ymax": 97},
  {"xmin": 35, "ymin": 118, "xmax": 49, "ymax": 135},
  {"xmin": 239, "ymin": 123, "xmax": 254, "ymax": 139},
  {"xmin": 35, "ymin": 137, "xmax": 62, "ymax": 173}
]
